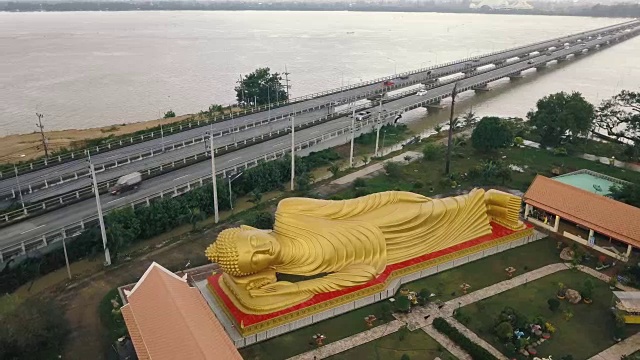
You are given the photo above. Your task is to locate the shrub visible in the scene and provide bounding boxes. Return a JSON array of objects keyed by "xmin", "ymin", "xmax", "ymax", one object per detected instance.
[
  {"xmin": 554, "ymin": 147, "xmax": 568, "ymax": 156},
  {"xmin": 418, "ymin": 288, "xmax": 431, "ymax": 306},
  {"xmin": 581, "ymin": 279, "xmax": 594, "ymax": 300},
  {"xmin": 422, "ymin": 142, "xmax": 443, "ymax": 161},
  {"xmin": 400, "ymin": 354, "xmax": 410, "ymax": 360},
  {"xmin": 384, "ymin": 161, "xmax": 403, "ymax": 178},
  {"xmin": 395, "ymin": 296, "xmax": 411, "ymax": 313},
  {"xmin": 353, "ymin": 178, "xmax": 366, "ymax": 188},
  {"xmin": 244, "ymin": 211, "xmax": 274, "ymax": 229},
  {"xmin": 548, "ymin": 298, "xmax": 561, "ymax": 312},
  {"xmin": 164, "ymin": 109, "xmax": 176, "ymax": 118},
  {"xmin": 495, "ymin": 321, "xmax": 513, "ymax": 341},
  {"xmin": 432, "ymin": 317, "xmax": 498, "ymax": 360}
]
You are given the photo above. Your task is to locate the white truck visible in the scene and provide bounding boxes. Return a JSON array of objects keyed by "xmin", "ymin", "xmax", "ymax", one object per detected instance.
[{"xmin": 110, "ymin": 172, "xmax": 142, "ymax": 195}]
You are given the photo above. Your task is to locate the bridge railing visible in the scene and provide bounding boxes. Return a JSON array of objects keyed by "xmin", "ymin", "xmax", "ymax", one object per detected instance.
[
  {"xmin": 2, "ymin": 20, "xmax": 636, "ymax": 179},
  {"xmin": 2, "ymin": 26, "xmax": 638, "ymax": 227},
  {"xmin": 2, "ymin": 26, "xmax": 638, "ymax": 263}
]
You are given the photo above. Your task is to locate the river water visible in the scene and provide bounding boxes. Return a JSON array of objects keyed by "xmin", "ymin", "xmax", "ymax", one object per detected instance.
[{"xmin": 0, "ymin": 11, "xmax": 638, "ymax": 136}]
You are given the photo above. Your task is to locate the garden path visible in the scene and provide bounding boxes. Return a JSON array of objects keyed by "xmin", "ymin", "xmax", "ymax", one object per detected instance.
[{"xmin": 588, "ymin": 332, "xmax": 640, "ymax": 360}]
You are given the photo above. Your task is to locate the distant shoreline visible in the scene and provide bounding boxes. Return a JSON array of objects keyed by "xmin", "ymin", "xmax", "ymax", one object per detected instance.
[{"xmin": 1, "ymin": 3, "xmax": 639, "ymax": 18}]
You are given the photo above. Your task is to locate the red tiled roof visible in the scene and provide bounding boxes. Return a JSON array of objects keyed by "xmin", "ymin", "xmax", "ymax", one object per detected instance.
[
  {"xmin": 121, "ymin": 262, "xmax": 242, "ymax": 360},
  {"xmin": 524, "ymin": 175, "xmax": 640, "ymax": 247}
]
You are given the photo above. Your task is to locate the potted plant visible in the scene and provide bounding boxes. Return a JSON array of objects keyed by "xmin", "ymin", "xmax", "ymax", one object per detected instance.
[
  {"xmin": 557, "ymin": 282, "xmax": 567, "ymax": 299},
  {"xmin": 609, "ymin": 277, "xmax": 618, "ymax": 290}
]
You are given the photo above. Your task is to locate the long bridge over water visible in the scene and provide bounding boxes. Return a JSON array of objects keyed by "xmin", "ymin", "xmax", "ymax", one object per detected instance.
[{"xmin": 0, "ymin": 20, "xmax": 639, "ymax": 265}]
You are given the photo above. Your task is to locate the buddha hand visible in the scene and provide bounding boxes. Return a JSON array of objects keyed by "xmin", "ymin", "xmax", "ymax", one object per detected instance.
[{"xmin": 249, "ymin": 281, "xmax": 299, "ymax": 297}]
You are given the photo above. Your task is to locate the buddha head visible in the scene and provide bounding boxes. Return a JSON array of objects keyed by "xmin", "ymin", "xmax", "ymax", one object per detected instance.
[{"xmin": 206, "ymin": 225, "xmax": 281, "ymax": 276}]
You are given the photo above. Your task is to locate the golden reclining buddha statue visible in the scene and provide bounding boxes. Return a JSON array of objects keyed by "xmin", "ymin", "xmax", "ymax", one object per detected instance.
[{"xmin": 206, "ymin": 189, "xmax": 523, "ymax": 314}]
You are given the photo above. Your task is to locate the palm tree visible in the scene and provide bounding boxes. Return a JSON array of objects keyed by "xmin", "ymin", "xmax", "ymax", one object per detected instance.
[
  {"xmin": 461, "ymin": 110, "xmax": 479, "ymax": 128},
  {"xmin": 329, "ymin": 163, "xmax": 341, "ymax": 178}
]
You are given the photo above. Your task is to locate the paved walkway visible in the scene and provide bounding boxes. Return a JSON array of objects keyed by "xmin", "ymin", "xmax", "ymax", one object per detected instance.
[
  {"xmin": 589, "ymin": 332, "xmax": 640, "ymax": 360},
  {"xmin": 286, "ymin": 320, "xmax": 405, "ymax": 360},
  {"xmin": 331, "ymin": 150, "xmax": 422, "ymax": 185},
  {"xmin": 287, "ymin": 261, "xmax": 639, "ymax": 360}
]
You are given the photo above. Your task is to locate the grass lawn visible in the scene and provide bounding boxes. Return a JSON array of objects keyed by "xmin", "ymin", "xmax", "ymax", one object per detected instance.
[
  {"xmin": 327, "ymin": 328, "xmax": 457, "ymax": 360},
  {"xmin": 335, "ymin": 139, "xmax": 640, "ymax": 201},
  {"xmin": 240, "ymin": 301, "xmax": 393, "ymax": 360},
  {"xmin": 404, "ymin": 238, "xmax": 561, "ymax": 302},
  {"xmin": 461, "ymin": 271, "xmax": 640, "ymax": 360}
]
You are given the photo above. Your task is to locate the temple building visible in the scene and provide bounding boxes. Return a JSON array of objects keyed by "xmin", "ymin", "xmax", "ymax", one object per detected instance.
[
  {"xmin": 119, "ymin": 262, "xmax": 242, "ymax": 360},
  {"xmin": 523, "ymin": 171, "xmax": 640, "ymax": 261}
]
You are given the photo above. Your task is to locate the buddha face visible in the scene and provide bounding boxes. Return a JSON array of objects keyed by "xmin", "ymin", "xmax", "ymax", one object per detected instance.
[{"xmin": 235, "ymin": 226, "xmax": 281, "ymax": 274}]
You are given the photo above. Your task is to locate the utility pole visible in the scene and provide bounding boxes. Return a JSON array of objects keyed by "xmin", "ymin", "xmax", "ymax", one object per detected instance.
[
  {"xmin": 290, "ymin": 113, "xmax": 295, "ymax": 191},
  {"xmin": 89, "ymin": 161, "xmax": 111, "ymax": 266},
  {"xmin": 13, "ymin": 165, "xmax": 26, "ymax": 215},
  {"xmin": 228, "ymin": 172, "xmax": 243, "ymax": 211},
  {"xmin": 283, "ymin": 65, "xmax": 291, "ymax": 102},
  {"xmin": 160, "ymin": 123, "xmax": 165, "ymax": 152},
  {"xmin": 207, "ymin": 130, "xmax": 219, "ymax": 223},
  {"xmin": 35, "ymin": 113, "xmax": 49, "ymax": 158},
  {"xmin": 237, "ymin": 75, "xmax": 245, "ymax": 106},
  {"xmin": 374, "ymin": 99, "xmax": 383, "ymax": 156},
  {"xmin": 350, "ymin": 106, "xmax": 356, "ymax": 168},
  {"xmin": 445, "ymin": 82, "xmax": 459, "ymax": 175}
]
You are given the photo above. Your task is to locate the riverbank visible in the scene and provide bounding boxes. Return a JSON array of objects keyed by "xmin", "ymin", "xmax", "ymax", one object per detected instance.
[{"xmin": 0, "ymin": 113, "xmax": 196, "ymax": 164}]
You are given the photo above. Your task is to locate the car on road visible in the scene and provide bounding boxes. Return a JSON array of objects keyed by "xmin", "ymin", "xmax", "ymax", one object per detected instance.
[
  {"xmin": 527, "ymin": 60, "xmax": 535, "ymax": 64},
  {"xmin": 399, "ymin": 75, "xmax": 410, "ymax": 80},
  {"xmin": 545, "ymin": 51, "xmax": 553, "ymax": 56},
  {"xmin": 110, "ymin": 172, "xmax": 142, "ymax": 195},
  {"xmin": 383, "ymin": 80, "xmax": 394, "ymax": 87},
  {"xmin": 354, "ymin": 111, "xmax": 372, "ymax": 121},
  {"xmin": 416, "ymin": 89, "xmax": 428, "ymax": 96}
]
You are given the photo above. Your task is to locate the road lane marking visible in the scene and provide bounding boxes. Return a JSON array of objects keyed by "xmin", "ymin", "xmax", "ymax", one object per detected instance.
[
  {"xmin": 20, "ymin": 224, "xmax": 46, "ymax": 234},
  {"xmin": 173, "ymin": 175, "xmax": 190, "ymax": 182},
  {"xmin": 230, "ymin": 157, "xmax": 241, "ymax": 162},
  {"xmin": 106, "ymin": 198, "xmax": 123, "ymax": 204}
]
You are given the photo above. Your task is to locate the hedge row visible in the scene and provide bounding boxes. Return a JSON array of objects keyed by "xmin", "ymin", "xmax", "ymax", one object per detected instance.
[{"xmin": 432, "ymin": 317, "xmax": 498, "ymax": 360}]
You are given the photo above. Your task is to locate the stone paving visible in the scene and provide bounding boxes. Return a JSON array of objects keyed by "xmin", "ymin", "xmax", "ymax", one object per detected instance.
[
  {"xmin": 286, "ymin": 261, "xmax": 640, "ymax": 360},
  {"xmin": 589, "ymin": 332, "xmax": 640, "ymax": 360},
  {"xmin": 286, "ymin": 320, "xmax": 405, "ymax": 360}
]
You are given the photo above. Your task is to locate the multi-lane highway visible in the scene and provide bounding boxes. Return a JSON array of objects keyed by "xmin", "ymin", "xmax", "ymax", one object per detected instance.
[
  {"xmin": 0, "ymin": 21, "xmax": 638, "ymax": 263},
  {"xmin": 0, "ymin": 19, "xmax": 636, "ymax": 203}
]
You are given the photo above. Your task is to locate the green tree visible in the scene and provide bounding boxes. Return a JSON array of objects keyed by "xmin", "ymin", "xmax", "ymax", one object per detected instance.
[
  {"xmin": 163, "ymin": 109, "xmax": 176, "ymax": 118},
  {"xmin": 400, "ymin": 353, "xmax": 411, "ymax": 360},
  {"xmin": 295, "ymin": 172, "xmax": 314, "ymax": 192},
  {"xmin": 398, "ymin": 325, "xmax": 410, "ymax": 341},
  {"xmin": 248, "ymin": 189, "xmax": 263, "ymax": 205},
  {"xmin": 581, "ymin": 279, "xmax": 594, "ymax": 300},
  {"xmin": 495, "ymin": 321, "xmax": 513, "ymax": 340},
  {"xmin": 461, "ymin": 110, "xmax": 479, "ymax": 127},
  {"xmin": 595, "ymin": 90, "xmax": 640, "ymax": 160},
  {"xmin": 0, "ymin": 296, "xmax": 69, "ymax": 358},
  {"xmin": 527, "ymin": 91, "xmax": 595, "ymax": 147},
  {"xmin": 245, "ymin": 211, "xmax": 274, "ymax": 229},
  {"xmin": 434, "ymin": 124, "xmax": 443, "ymax": 133},
  {"xmin": 471, "ymin": 117, "xmax": 514, "ymax": 152},
  {"xmin": 185, "ymin": 207, "xmax": 204, "ymax": 231},
  {"xmin": 610, "ymin": 183, "xmax": 640, "ymax": 208},
  {"xmin": 548, "ymin": 298, "xmax": 561, "ymax": 312},
  {"xmin": 329, "ymin": 162, "xmax": 341, "ymax": 178},
  {"xmin": 236, "ymin": 68, "xmax": 288, "ymax": 106},
  {"xmin": 383, "ymin": 161, "xmax": 403, "ymax": 178}
]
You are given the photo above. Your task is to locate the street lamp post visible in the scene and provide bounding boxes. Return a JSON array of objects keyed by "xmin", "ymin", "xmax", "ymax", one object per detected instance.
[
  {"xmin": 374, "ymin": 99, "xmax": 383, "ymax": 156},
  {"xmin": 290, "ymin": 113, "xmax": 295, "ymax": 191},
  {"xmin": 445, "ymin": 83, "xmax": 459, "ymax": 175},
  {"xmin": 89, "ymin": 161, "xmax": 111, "ymax": 266},
  {"xmin": 160, "ymin": 123, "xmax": 165, "ymax": 152},
  {"xmin": 228, "ymin": 172, "xmax": 243, "ymax": 211},
  {"xmin": 207, "ymin": 130, "xmax": 219, "ymax": 223},
  {"xmin": 350, "ymin": 105, "xmax": 356, "ymax": 168},
  {"xmin": 386, "ymin": 57, "xmax": 397, "ymax": 77},
  {"xmin": 13, "ymin": 165, "xmax": 26, "ymax": 215}
]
